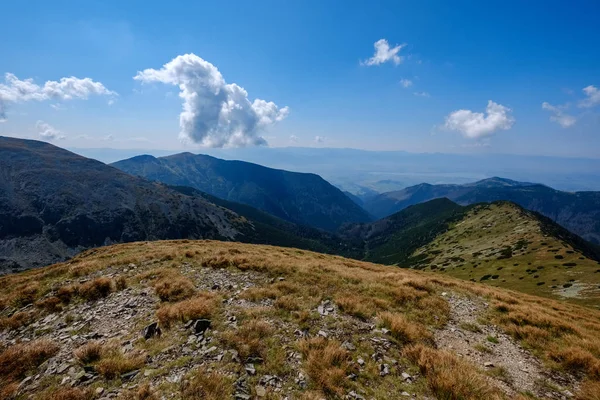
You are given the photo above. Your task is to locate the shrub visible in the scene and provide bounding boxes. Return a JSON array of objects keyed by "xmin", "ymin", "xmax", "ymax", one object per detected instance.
[
  {"xmin": 156, "ymin": 293, "xmax": 216, "ymax": 329},
  {"xmin": 274, "ymin": 295, "xmax": 300, "ymax": 311},
  {"xmin": 297, "ymin": 337, "xmax": 351, "ymax": 396},
  {"xmin": 181, "ymin": 368, "xmax": 232, "ymax": 400},
  {"xmin": 79, "ymin": 277, "xmax": 113, "ymax": 301},
  {"xmin": 154, "ymin": 276, "xmax": 196, "ymax": 302},
  {"xmin": 74, "ymin": 341, "xmax": 102, "ymax": 364}
]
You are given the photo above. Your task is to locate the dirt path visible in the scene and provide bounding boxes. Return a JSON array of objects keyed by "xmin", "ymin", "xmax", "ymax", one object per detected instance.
[{"xmin": 435, "ymin": 293, "xmax": 577, "ymax": 399}]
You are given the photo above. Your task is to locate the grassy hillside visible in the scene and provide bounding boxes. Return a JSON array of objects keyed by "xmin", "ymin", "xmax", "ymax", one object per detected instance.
[
  {"xmin": 411, "ymin": 202, "xmax": 600, "ymax": 307},
  {"xmin": 1, "ymin": 241, "xmax": 599, "ymax": 399},
  {"xmin": 362, "ymin": 177, "xmax": 600, "ymax": 244}
]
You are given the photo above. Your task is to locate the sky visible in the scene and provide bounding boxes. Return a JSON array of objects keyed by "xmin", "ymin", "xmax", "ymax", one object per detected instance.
[{"xmin": 1, "ymin": 0, "xmax": 599, "ymax": 157}]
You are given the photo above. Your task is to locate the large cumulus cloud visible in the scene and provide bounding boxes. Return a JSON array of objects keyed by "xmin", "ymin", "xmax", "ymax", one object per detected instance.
[
  {"xmin": 134, "ymin": 54, "xmax": 289, "ymax": 148},
  {"xmin": 444, "ymin": 100, "xmax": 515, "ymax": 139}
]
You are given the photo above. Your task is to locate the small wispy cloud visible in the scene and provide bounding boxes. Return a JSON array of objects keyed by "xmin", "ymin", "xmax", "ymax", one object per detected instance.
[
  {"xmin": 361, "ymin": 39, "xmax": 406, "ymax": 66},
  {"xmin": 314, "ymin": 135, "xmax": 325, "ymax": 143},
  {"xmin": 400, "ymin": 79, "xmax": 413, "ymax": 88},
  {"xmin": 289, "ymin": 135, "xmax": 298, "ymax": 143},
  {"xmin": 542, "ymin": 102, "xmax": 576, "ymax": 128},
  {"xmin": 579, "ymin": 85, "xmax": 600, "ymax": 108},
  {"xmin": 36, "ymin": 121, "xmax": 65, "ymax": 140},
  {"xmin": 413, "ymin": 91, "xmax": 430, "ymax": 97}
]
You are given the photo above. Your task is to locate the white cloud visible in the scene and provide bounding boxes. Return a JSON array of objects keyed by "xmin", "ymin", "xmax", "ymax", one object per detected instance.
[
  {"xmin": 542, "ymin": 102, "xmax": 576, "ymax": 128},
  {"xmin": 362, "ymin": 39, "xmax": 406, "ymax": 66},
  {"xmin": 400, "ymin": 79, "xmax": 413, "ymax": 88},
  {"xmin": 579, "ymin": 85, "xmax": 600, "ymax": 108},
  {"xmin": 314, "ymin": 136, "xmax": 325, "ymax": 143},
  {"xmin": 289, "ymin": 135, "xmax": 298, "ymax": 143},
  {"xmin": 0, "ymin": 98, "xmax": 6, "ymax": 122},
  {"xmin": 0, "ymin": 73, "xmax": 116, "ymax": 102},
  {"xmin": 108, "ymin": 99, "xmax": 115, "ymax": 106},
  {"xmin": 0, "ymin": 73, "xmax": 116, "ymax": 119},
  {"xmin": 413, "ymin": 91, "xmax": 430, "ymax": 97},
  {"xmin": 134, "ymin": 54, "xmax": 289, "ymax": 148},
  {"xmin": 36, "ymin": 121, "xmax": 65, "ymax": 140},
  {"xmin": 444, "ymin": 100, "xmax": 515, "ymax": 139}
]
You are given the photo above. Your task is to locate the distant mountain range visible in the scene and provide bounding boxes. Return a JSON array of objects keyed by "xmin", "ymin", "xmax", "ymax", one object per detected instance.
[
  {"xmin": 112, "ymin": 153, "xmax": 373, "ymax": 231},
  {"xmin": 363, "ymin": 177, "xmax": 600, "ymax": 244},
  {"xmin": 0, "ymin": 137, "xmax": 354, "ymax": 273}
]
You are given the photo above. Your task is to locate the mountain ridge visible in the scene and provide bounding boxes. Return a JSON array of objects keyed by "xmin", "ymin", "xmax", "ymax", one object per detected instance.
[
  {"xmin": 112, "ymin": 152, "xmax": 373, "ymax": 232},
  {"xmin": 363, "ymin": 178, "xmax": 600, "ymax": 244}
]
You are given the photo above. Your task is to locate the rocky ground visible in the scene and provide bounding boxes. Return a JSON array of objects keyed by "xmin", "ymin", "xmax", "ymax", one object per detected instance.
[{"xmin": 1, "ymin": 241, "xmax": 597, "ymax": 399}]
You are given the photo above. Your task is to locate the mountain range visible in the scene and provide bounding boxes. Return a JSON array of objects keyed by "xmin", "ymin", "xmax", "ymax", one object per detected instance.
[
  {"xmin": 363, "ymin": 177, "xmax": 600, "ymax": 244},
  {"xmin": 111, "ymin": 153, "xmax": 372, "ymax": 232},
  {"xmin": 2, "ymin": 136, "xmax": 600, "ymax": 306},
  {"xmin": 0, "ymin": 137, "xmax": 354, "ymax": 273}
]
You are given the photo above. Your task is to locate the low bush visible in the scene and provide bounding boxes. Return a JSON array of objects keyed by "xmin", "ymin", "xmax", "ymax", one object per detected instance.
[
  {"xmin": 156, "ymin": 293, "xmax": 216, "ymax": 329},
  {"xmin": 154, "ymin": 275, "xmax": 195, "ymax": 302},
  {"xmin": 297, "ymin": 337, "xmax": 352, "ymax": 396},
  {"xmin": 79, "ymin": 277, "xmax": 113, "ymax": 301},
  {"xmin": 181, "ymin": 368, "xmax": 232, "ymax": 400}
]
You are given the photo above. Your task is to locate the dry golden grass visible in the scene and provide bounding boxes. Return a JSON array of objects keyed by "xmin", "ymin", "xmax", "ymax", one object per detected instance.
[
  {"xmin": 56, "ymin": 284, "xmax": 78, "ymax": 304},
  {"xmin": 181, "ymin": 367, "xmax": 232, "ymax": 400},
  {"xmin": 95, "ymin": 344, "xmax": 146, "ymax": 380},
  {"xmin": 45, "ymin": 387, "xmax": 93, "ymax": 400},
  {"xmin": 73, "ymin": 341, "xmax": 103, "ymax": 364},
  {"xmin": 404, "ymin": 344, "xmax": 502, "ymax": 400},
  {"xmin": 0, "ymin": 310, "xmax": 37, "ymax": 331},
  {"xmin": 576, "ymin": 380, "xmax": 600, "ymax": 400},
  {"xmin": 221, "ymin": 318, "xmax": 274, "ymax": 360},
  {"xmin": 35, "ymin": 296, "xmax": 63, "ymax": 313},
  {"xmin": 297, "ymin": 337, "xmax": 352, "ymax": 396},
  {"xmin": 379, "ymin": 311, "xmax": 433, "ymax": 344},
  {"xmin": 156, "ymin": 292, "xmax": 217, "ymax": 329},
  {"xmin": 12, "ymin": 282, "xmax": 40, "ymax": 307},
  {"xmin": 118, "ymin": 382, "xmax": 158, "ymax": 400},
  {"xmin": 0, "ymin": 339, "xmax": 59, "ymax": 396},
  {"xmin": 1, "ymin": 240, "xmax": 600, "ymax": 398},
  {"xmin": 78, "ymin": 277, "xmax": 114, "ymax": 301},
  {"xmin": 154, "ymin": 274, "xmax": 196, "ymax": 302}
]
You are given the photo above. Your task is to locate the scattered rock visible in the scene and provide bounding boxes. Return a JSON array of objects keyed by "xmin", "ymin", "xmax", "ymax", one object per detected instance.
[
  {"xmin": 192, "ymin": 319, "xmax": 211, "ymax": 334},
  {"xmin": 142, "ymin": 322, "xmax": 161, "ymax": 340}
]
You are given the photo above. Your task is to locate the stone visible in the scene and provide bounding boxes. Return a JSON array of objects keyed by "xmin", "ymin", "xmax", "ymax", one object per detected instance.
[
  {"xmin": 342, "ymin": 341, "xmax": 356, "ymax": 351},
  {"xmin": 379, "ymin": 364, "xmax": 390, "ymax": 377},
  {"xmin": 247, "ymin": 356, "xmax": 264, "ymax": 364},
  {"xmin": 95, "ymin": 387, "xmax": 105, "ymax": 395},
  {"xmin": 245, "ymin": 364, "xmax": 256, "ymax": 376},
  {"xmin": 484, "ymin": 362, "xmax": 494, "ymax": 368},
  {"xmin": 401, "ymin": 372, "xmax": 412, "ymax": 381},
  {"xmin": 120, "ymin": 370, "xmax": 139, "ymax": 381},
  {"xmin": 142, "ymin": 322, "xmax": 161, "ymax": 340},
  {"xmin": 192, "ymin": 319, "xmax": 211, "ymax": 334},
  {"xmin": 317, "ymin": 330, "xmax": 328, "ymax": 338},
  {"xmin": 255, "ymin": 385, "xmax": 267, "ymax": 397},
  {"xmin": 357, "ymin": 358, "xmax": 365, "ymax": 366}
]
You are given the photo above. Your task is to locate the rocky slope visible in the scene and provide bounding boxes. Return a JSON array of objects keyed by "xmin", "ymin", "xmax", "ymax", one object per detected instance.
[
  {"xmin": 111, "ymin": 153, "xmax": 373, "ymax": 232},
  {"xmin": 1, "ymin": 240, "xmax": 599, "ymax": 399},
  {"xmin": 362, "ymin": 177, "xmax": 600, "ymax": 244}
]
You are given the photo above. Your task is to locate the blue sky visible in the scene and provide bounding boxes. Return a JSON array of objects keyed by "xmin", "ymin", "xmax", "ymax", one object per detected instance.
[{"xmin": 1, "ymin": 0, "xmax": 599, "ymax": 157}]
